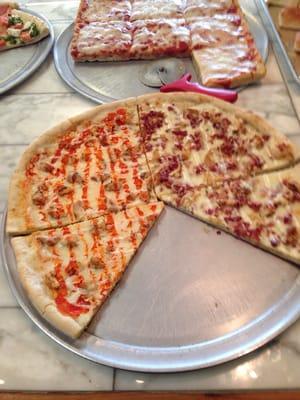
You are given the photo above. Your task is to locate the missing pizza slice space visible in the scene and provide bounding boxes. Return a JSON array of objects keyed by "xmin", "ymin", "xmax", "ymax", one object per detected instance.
[
  {"xmin": 11, "ymin": 202, "xmax": 164, "ymax": 338},
  {"xmin": 158, "ymin": 165, "xmax": 300, "ymax": 265}
]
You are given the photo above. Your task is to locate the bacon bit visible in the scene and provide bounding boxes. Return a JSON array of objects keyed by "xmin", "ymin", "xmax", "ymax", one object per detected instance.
[
  {"xmin": 185, "ymin": 108, "xmax": 202, "ymax": 128},
  {"xmin": 57, "ymin": 185, "xmax": 74, "ymax": 196},
  {"xmin": 285, "ymin": 226, "xmax": 298, "ymax": 247},
  {"xmin": 37, "ymin": 236, "xmax": 60, "ymax": 246},
  {"xmin": 195, "ymin": 164, "xmax": 206, "ymax": 175},
  {"xmin": 227, "ymin": 218, "xmax": 263, "ymax": 242},
  {"xmin": 173, "ymin": 183, "xmax": 192, "ymax": 198},
  {"xmin": 141, "ymin": 111, "xmax": 165, "ymax": 139},
  {"xmin": 220, "ymin": 138, "xmax": 235, "ymax": 156},
  {"xmin": 269, "ymin": 234, "xmax": 281, "ymax": 247},
  {"xmin": 272, "ymin": 142, "xmax": 293, "ymax": 160},
  {"xmin": 191, "ymin": 132, "xmax": 202, "ymax": 151},
  {"xmin": 249, "ymin": 154, "xmax": 264, "ymax": 170},
  {"xmin": 283, "ymin": 213, "xmax": 293, "ymax": 224},
  {"xmin": 65, "ymin": 260, "xmax": 79, "ymax": 276},
  {"xmin": 167, "ymin": 105, "xmax": 175, "ymax": 112},
  {"xmin": 226, "ymin": 160, "xmax": 238, "ymax": 171},
  {"xmin": 88, "ymin": 256, "xmax": 104, "ymax": 269},
  {"xmin": 283, "ymin": 180, "xmax": 300, "ymax": 202},
  {"xmin": 159, "ymin": 155, "xmax": 179, "ymax": 183},
  {"xmin": 99, "ymin": 133, "xmax": 109, "ymax": 147},
  {"xmin": 67, "ymin": 172, "xmax": 83, "ymax": 184},
  {"xmin": 206, "ymin": 208, "xmax": 214, "ymax": 216},
  {"xmin": 247, "ymin": 201, "xmax": 261, "ymax": 211},
  {"xmin": 173, "ymin": 129, "xmax": 187, "ymax": 138}
]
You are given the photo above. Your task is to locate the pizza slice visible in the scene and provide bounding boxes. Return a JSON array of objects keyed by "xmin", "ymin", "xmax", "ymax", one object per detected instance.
[
  {"xmin": 192, "ymin": 43, "xmax": 266, "ymax": 88},
  {"xmin": 188, "ymin": 13, "xmax": 249, "ymax": 50},
  {"xmin": 159, "ymin": 165, "xmax": 300, "ymax": 265},
  {"xmin": 77, "ymin": 0, "xmax": 132, "ymax": 23},
  {"xmin": 184, "ymin": 0, "xmax": 238, "ymax": 17},
  {"xmin": 11, "ymin": 201, "xmax": 164, "ymax": 338},
  {"xmin": 0, "ymin": 5, "xmax": 49, "ymax": 51},
  {"xmin": 70, "ymin": 20, "xmax": 132, "ymax": 62},
  {"xmin": 137, "ymin": 93, "xmax": 299, "ymax": 198},
  {"xmin": 130, "ymin": 0, "xmax": 185, "ymax": 21},
  {"xmin": 7, "ymin": 99, "xmax": 155, "ymax": 235},
  {"xmin": 130, "ymin": 19, "xmax": 190, "ymax": 59}
]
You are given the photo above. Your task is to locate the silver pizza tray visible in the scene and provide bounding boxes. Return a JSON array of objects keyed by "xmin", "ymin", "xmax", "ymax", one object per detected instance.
[
  {"xmin": 2, "ymin": 206, "xmax": 300, "ymax": 372},
  {"xmin": 53, "ymin": 12, "xmax": 269, "ymax": 104},
  {"xmin": 255, "ymin": 0, "xmax": 300, "ymax": 86},
  {"xmin": 0, "ymin": 8, "xmax": 54, "ymax": 95}
]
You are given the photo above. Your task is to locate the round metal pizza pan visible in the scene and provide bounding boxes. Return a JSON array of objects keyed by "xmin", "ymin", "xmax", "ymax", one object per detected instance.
[
  {"xmin": 53, "ymin": 12, "xmax": 269, "ymax": 104},
  {"xmin": 2, "ymin": 206, "xmax": 300, "ymax": 372},
  {"xmin": 0, "ymin": 8, "xmax": 54, "ymax": 95}
]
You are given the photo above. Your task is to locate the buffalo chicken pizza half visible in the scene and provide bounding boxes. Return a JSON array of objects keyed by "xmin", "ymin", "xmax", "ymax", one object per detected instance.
[
  {"xmin": 70, "ymin": 0, "xmax": 266, "ymax": 88},
  {"xmin": 7, "ymin": 93, "xmax": 300, "ymax": 338}
]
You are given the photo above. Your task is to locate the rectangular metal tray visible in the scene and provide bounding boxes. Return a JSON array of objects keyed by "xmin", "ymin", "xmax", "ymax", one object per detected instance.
[{"xmin": 256, "ymin": 0, "xmax": 300, "ymax": 85}]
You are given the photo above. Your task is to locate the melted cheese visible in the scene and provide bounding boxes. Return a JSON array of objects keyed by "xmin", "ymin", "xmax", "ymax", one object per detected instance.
[
  {"xmin": 82, "ymin": 0, "xmax": 132, "ymax": 22},
  {"xmin": 76, "ymin": 21, "xmax": 132, "ymax": 56},
  {"xmin": 131, "ymin": 19, "xmax": 190, "ymax": 58},
  {"xmin": 131, "ymin": 0, "xmax": 185, "ymax": 20}
]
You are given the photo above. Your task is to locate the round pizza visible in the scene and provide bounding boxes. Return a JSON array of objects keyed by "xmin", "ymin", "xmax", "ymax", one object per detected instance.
[{"xmin": 7, "ymin": 93, "xmax": 300, "ymax": 338}]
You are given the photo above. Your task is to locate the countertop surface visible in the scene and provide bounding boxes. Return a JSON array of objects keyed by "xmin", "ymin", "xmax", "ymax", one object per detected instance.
[{"xmin": 1, "ymin": 0, "xmax": 300, "ymax": 392}]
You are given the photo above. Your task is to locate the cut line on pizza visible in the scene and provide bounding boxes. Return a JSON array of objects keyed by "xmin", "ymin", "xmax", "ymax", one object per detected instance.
[
  {"xmin": 7, "ymin": 93, "xmax": 300, "ymax": 338},
  {"xmin": 0, "ymin": 1, "xmax": 49, "ymax": 51},
  {"xmin": 69, "ymin": 0, "xmax": 266, "ymax": 89}
]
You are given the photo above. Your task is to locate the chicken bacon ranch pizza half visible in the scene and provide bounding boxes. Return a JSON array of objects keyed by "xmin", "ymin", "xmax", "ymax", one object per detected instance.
[{"xmin": 6, "ymin": 93, "xmax": 300, "ymax": 338}]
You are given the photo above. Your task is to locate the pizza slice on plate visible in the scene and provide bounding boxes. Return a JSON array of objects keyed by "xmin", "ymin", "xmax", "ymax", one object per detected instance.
[
  {"xmin": 11, "ymin": 202, "xmax": 164, "ymax": 338},
  {"xmin": 138, "ymin": 93, "xmax": 299, "ymax": 198},
  {"xmin": 7, "ymin": 99, "xmax": 155, "ymax": 235},
  {"xmin": 0, "ymin": 3, "xmax": 49, "ymax": 51},
  {"xmin": 161, "ymin": 165, "xmax": 300, "ymax": 265}
]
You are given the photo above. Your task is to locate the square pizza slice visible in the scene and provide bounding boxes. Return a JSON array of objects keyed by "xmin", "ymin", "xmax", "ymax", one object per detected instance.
[
  {"xmin": 184, "ymin": 0, "xmax": 238, "ymax": 17},
  {"xmin": 130, "ymin": 19, "xmax": 190, "ymax": 60},
  {"xmin": 130, "ymin": 0, "xmax": 185, "ymax": 21},
  {"xmin": 188, "ymin": 13, "xmax": 247, "ymax": 50},
  {"xmin": 71, "ymin": 20, "xmax": 133, "ymax": 62},
  {"xmin": 77, "ymin": 0, "xmax": 132, "ymax": 23},
  {"xmin": 192, "ymin": 32, "xmax": 266, "ymax": 88}
]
